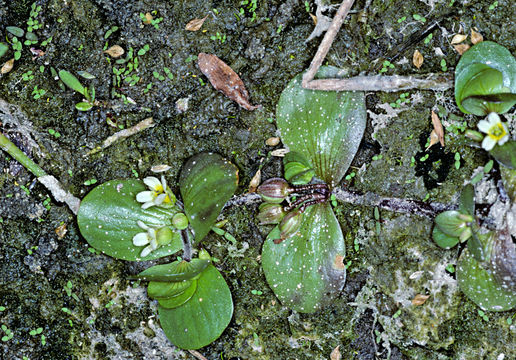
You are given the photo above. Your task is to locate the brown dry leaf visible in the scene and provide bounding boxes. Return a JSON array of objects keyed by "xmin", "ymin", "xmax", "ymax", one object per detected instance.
[
  {"xmin": 266, "ymin": 137, "xmax": 280, "ymax": 146},
  {"xmin": 412, "ymin": 294, "xmax": 430, "ymax": 306},
  {"xmin": 104, "ymin": 45, "xmax": 125, "ymax": 58},
  {"xmin": 454, "ymin": 44, "xmax": 470, "ymax": 55},
  {"xmin": 185, "ymin": 15, "xmax": 209, "ymax": 31},
  {"xmin": 330, "ymin": 345, "xmax": 341, "ymax": 360},
  {"xmin": 198, "ymin": 53, "xmax": 260, "ymax": 110},
  {"xmin": 426, "ymin": 130, "xmax": 440, "ymax": 151},
  {"xmin": 413, "ymin": 50, "xmax": 423, "ymax": 69},
  {"xmin": 271, "ymin": 149, "xmax": 289, "ymax": 157},
  {"xmin": 431, "ymin": 110, "xmax": 445, "ymax": 147},
  {"xmin": 309, "ymin": 13, "xmax": 317, "ymax": 25},
  {"xmin": 450, "ymin": 34, "xmax": 467, "ymax": 45},
  {"xmin": 143, "ymin": 12, "xmax": 153, "ymax": 24},
  {"xmin": 248, "ymin": 168, "xmax": 261, "ymax": 193},
  {"xmin": 55, "ymin": 223, "xmax": 68, "ymax": 239},
  {"xmin": 1, "ymin": 58, "xmax": 14, "ymax": 74},
  {"xmin": 471, "ymin": 29, "xmax": 483, "ymax": 44}
]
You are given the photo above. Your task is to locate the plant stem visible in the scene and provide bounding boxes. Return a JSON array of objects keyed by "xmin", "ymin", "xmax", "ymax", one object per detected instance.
[
  {"xmin": 0, "ymin": 133, "xmax": 47, "ymax": 177},
  {"xmin": 181, "ymin": 229, "xmax": 192, "ymax": 262}
]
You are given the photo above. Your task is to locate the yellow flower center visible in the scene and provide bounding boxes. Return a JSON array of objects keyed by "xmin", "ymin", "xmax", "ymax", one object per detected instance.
[
  {"xmin": 488, "ymin": 122, "xmax": 507, "ymax": 141},
  {"xmin": 163, "ymin": 195, "xmax": 171, "ymax": 203}
]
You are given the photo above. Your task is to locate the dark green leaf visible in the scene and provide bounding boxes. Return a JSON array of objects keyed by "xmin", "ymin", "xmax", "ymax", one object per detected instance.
[
  {"xmin": 276, "ymin": 66, "xmax": 366, "ymax": 187},
  {"xmin": 148, "ymin": 280, "xmax": 194, "ymax": 299},
  {"xmin": 490, "ymin": 140, "xmax": 516, "ymax": 169},
  {"xmin": 490, "ymin": 227, "xmax": 516, "ymax": 293},
  {"xmin": 159, "ymin": 265, "xmax": 233, "ymax": 349},
  {"xmin": 158, "ymin": 280, "xmax": 198, "ymax": 309},
  {"xmin": 432, "ymin": 226, "xmax": 459, "ymax": 249},
  {"xmin": 179, "ymin": 153, "xmax": 238, "ymax": 243},
  {"xmin": 457, "ymin": 249, "xmax": 516, "ymax": 311},
  {"xmin": 0, "ymin": 43, "xmax": 8, "ymax": 58},
  {"xmin": 262, "ymin": 203, "xmax": 346, "ymax": 313},
  {"xmin": 461, "ymin": 93, "xmax": 516, "ymax": 116},
  {"xmin": 25, "ymin": 32, "xmax": 38, "ymax": 41},
  {"xmin": 455, "ymin": 41, "xmax": 516, "ymax": 115},
  {"xmin": 6, "ymin": 26, "xmax": 24, "ymax": 37},
  {"xmin": 434, "ymin": 210, "xmax": 469, "ymax": 237},
  {"xmin": 500, "ymin": 167, "xmax": 516, "ymax": 202},
  {"xmin": 466, "ymin": 231, "xmax": 490, "ymax": 262},
  {"xmin": 77, "ymin": 179, "xmax": 182, "ymax": 261},
  {"xmin": 59, "ymin": 70, "xmax": 86, "ymax": 95},
  {"xmin": 135, "ymin": 259, "xmax": 211, "ymax": 282},
  {"xmin": 283, "ymin": 151, "xmax": 315, "ymax": 185},
  {"xmin": 459, "ymin": 184, "xmax": 475, "ymax": 216}
]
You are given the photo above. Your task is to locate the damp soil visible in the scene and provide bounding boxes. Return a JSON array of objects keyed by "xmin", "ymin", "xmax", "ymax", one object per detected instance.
[{"xmin": 0, "ymin": 0, "xmax": 515, "ymax": 359}]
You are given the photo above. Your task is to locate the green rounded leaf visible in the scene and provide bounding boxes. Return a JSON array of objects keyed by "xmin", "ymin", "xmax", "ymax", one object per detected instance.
[
  {"xmin": 179, "ymin": 153, "xmax": 238, "ymax": 243},
  {"xmin": 455, "ymin": 41, "xmax": 516, "ymax": 115},
  {"xmin": 6, "ymin": 26, "xmax": 25, "ymax": 38},
  {"xmin": 148, "ymin": 280, "xmax": 194, "ymax": 299},
  {"xmin": 262, "ymin": 203, "xmax": 346, "ymax": 313},
  {"xmin": 159, "ymin": 265, "xmax": 233, "ymax": 349},
  {"xmin": 458, "ymin": 184, "xmax": 475, "ymax": 216},
  {"xmin": 75, "ymin": 102, "xmax": 93, "ymax": 111},
  {"xmin": 77, "ymin": 179, "xmax": 182, "ymax": 261},
  {"xmin": 461, "ymin": 93, "xmax": 516, "ymax": 116},
  {"xmin": 490, "ymin": 140, "xmax": 516, "ymax": 169},
  {"xmin": 135, "ymin": 259, "xmax": 211, "ymax": 282},
  {"xmin": 158, "ymin": 280, "xmax": 198, "ymax": 309},
  {"xmin": 277, "ymin": 66, "xmax": 366, "ymax": 188},
  {"xmin": 59, "ymin": 70, "xmax": 86, "ymax": 95},
  {"xmin": 457, "ymin": 248, "xmax": 516, "ymax": 312},
  {"xmin": 434, "ymin": 210, "xmax": 468, "ymax": 237},
  {"xmin": 432, "ymin": 226, "xmax": 459, "ymax": 249},
  {"xmin": 0, "ymin": 43, "xmax": 9, "ymax": 58}
]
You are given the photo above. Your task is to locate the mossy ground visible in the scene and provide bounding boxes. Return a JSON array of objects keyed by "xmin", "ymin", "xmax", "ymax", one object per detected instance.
[{"xmin": 0, "ymin": 0, "xmax": 515, "ymax": 359}]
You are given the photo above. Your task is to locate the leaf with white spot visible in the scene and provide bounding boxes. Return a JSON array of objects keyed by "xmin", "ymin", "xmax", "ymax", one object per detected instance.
[
  {"xmin": 179, "ymin": 153, "xmax": 238, "ymax": 243},
  {"xmin": 262, "ymin": 203, "xmax": 346, "ymax": 313},
  {"xmin": 276, "ymin": 66, "xmax": 366, "ymax": 188},
  {"xmin": 457, "ymin": 248, "xmax": 516, "ymax": 312},
  {"xmin": 159, "ymin": 265, "xmax": 233, "ymax": 349},
  {"xmin": 77, "ymin": 180, "xmax": 182, "ymax": 261},
  {"xmin": 490, "ymin": 227, "xmax": 516, "ymax": 293}
]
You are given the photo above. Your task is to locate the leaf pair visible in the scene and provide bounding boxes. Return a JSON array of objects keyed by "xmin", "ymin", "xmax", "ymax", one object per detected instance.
[
  {"xmin": 455, "ymin": 41, "xmax": 516, "ymax": 116},
  {"xmin": 262, "ymin": 67, "xmax": 366, "ymax": 313}
]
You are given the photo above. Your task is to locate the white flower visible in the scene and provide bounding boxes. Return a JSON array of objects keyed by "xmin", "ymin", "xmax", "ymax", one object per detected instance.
[
  {"xmin": 136, "ymin": 176, "xmax": 175, "ymax": 209},
  {"xmin": 132, "ymin": 220, "xmax": 159, "ymax": 257},
  {"xmin": 477, "ymin": 112, "xmax": 509, "ymax": 151}
]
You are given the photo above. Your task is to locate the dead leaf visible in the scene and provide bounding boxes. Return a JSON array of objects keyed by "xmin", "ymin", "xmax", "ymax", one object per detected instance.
[
  {"xmin": 431, "ymin": 110, "xmax": 445, "ymax": 147},
  {"xmin": 197, "ymin": 53, "xmax": 260, "ymax": 110},
  {"xmin": 334, "ymin": 255, "xmax": 345, "ymax": 270},
  {"xmin": 471, "ymin": 29, "xmax": 483, "ymax": 44},
  {"xmin": 309, "ymin": 13, "xmax": 317, "ymax": 25},
  {"xmin": 55, "ymin": 223, "xmax": 68, "ymax": 239},
  {"xmin": 454, "ymin": 44, "xmax": 470, "ymax": 55},
  {"xmin": 248, "ymin": 168, "xmax": 261, "ymax": 193},
  {"xmin": 151, "ymin": 164, "xmax": 172, "ymax": 173},
  {"xmin": 330, "ymin": 345, "xmax": 341, "ymax": 360},
  {"xmin": 411, "ymin": 294, "xmax": 430, "ymax": 306},
  {"xmin": 104, "ymin": 45, "xmax": 125, "ymax": 58},
  {"xmin": 426, "ymin": 130, "xmax": 439, "ymax": 151},
  {"xmin": 271, "ymin": 149, "xmax": 289, "ymax": 157},
  {"xmin": 1, "ymin": 58, "xmax": 14, "ymax": 74},
  {"xmin": 185, "ymin": 15, "xmax": 209, "ymax": 31},
  {"xmin": 413, "ymin": 50, "xmax": 423, "ymax": 69},
  {"xmin": 143, "ymin": 12, "xmax": 153, "ymax": 24},
  {"xmin": 450, "ymin": 34, "xmax": 467, "ymax": 45},
  {"xmin": 266, "ymin": 137, "xmax": 280, "ymax": 146}
]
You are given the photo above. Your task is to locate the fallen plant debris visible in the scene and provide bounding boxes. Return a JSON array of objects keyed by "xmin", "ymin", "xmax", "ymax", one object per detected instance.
[
  {"xmin": 185, "ymin": 15, "xmax": 209, "ymax": 31},
  {"xmin": 471, "ymin": 29, "xmax": 483, "ymax": 44},
  {"xmin": 1, "ymin": 58, "xmax": 14, "ymax": 74},
  {"xmin": 413, "ymin": 49, "xmax": 423, "ymax": 69},
  {"xmin": 412, "ymin": 294, "xmax": 430, "ymax": 306},
  {"xmin": 197, "ymin": 53, "xmax": 260, "ymax": 111},
  {"xmin": 104, "ymin": 44, "xmax": 124, "ymax": 58},
  {"xmin": 431, "ymin": 110, "xmax": 445, "ymax": 147}
]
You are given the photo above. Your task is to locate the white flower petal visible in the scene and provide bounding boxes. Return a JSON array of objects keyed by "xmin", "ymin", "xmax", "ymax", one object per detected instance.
[
  {"xmin": 482, "ymin": 136, "xmax": 497, "ymax": 151},
  {"xmin": 140, "ymin": 245, "xmax": 153, "ymax": 257},
  {"xmin": 141, "ymin": 201, "xmax": 154, "ymax": 209},
  {"xmin": 161, "ymin": 175, "xmax": 168, "ymax": 192},
  {"xmin": 154, "ymin": 193, "xmax": 167, "ymax": 205},
  {"xmin": 136, "ymin": 191, "xmax": 155, "ymax": 203},
  {"xmin": 150, "ymin": 238, "xmax": 159, "ymax": 250},
  {"xmin": 133, "ymin": 233, "xmax": 150, "ymax": 246},
  {"xmin": 477, "ymin": 119, "xmax": 491, "ymax": 133},
  {"xmin": 148, "ymin": 228, "xmax": 157, "ymax": 240},
  {"xmin": 498, "ymin": 133, "xmax": 509, "ymax": 146},
  {"xmin": 487, "ymin": 112, "xmax": 500, "ymax": 126},
  {"xmin": 137, "ymin": 220, "xmax": 149, "ymax": 230},
  {"xmin": 143, "ymin": 176, "xmax": 162, "ymax": 190}
]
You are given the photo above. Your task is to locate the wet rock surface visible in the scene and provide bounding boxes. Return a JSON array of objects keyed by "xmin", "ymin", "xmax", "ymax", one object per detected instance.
[{"xmin": 0, "ymin": 0, "xmax": 515, "ymax": 359}]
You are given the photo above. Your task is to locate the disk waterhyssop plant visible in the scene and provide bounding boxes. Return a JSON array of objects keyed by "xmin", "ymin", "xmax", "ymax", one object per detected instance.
[
  {"xmin": 258, "ymin": 66, "xmax": 366, "ymax": 313},
  {"xmin": 77, "ymin": 152, "xmax": 238, "ymax": 349}
]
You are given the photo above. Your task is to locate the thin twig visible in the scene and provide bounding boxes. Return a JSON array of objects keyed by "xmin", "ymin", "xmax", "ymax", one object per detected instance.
[
  {"xmin": 188, "ymin": 350, "xmax": 208, "ymax": 360},
  {"xmin": 332, "ymin": 187, "xmax": 453, "ymax": 218},
  {"xmin": 302, "ymin": 0, "xmax": 453, "ymax": 92}
]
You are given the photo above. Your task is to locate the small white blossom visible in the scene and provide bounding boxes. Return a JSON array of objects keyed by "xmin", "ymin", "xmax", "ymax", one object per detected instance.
[
  {"xmin": 136, "ymin": 176, "xmax": 175, "ymax": 209},
  {"xmin": 132, "ymin": 220, "xmax": 159, "ymax": 257},
  {"xmin": 477, "ymin": 112, "xmax": 509, "ymax": 151}
]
